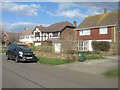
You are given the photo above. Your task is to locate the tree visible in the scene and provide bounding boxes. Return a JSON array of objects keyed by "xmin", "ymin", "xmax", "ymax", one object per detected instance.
[{"xmin": 61, "ymin": 29, "xmax": 77, "ymax": 54}]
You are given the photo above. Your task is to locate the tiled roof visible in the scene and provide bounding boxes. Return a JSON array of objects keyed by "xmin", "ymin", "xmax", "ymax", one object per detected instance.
[
  {"xmin": 3, "ymin": 32, "xmax": 21, "ymax": 38},
  {"xmin": 35, "ymin": 21, "xmax": 75, "ymax": 33},
  {"xmin": 35, "ymin": 25, "xmax": 46, "ymax": 32},
  {"xmin": 76, "ymin": 11, "xmax": 118, "ymax": 30},
  {"xmin": 2, "ymin": 31, "xmax": 21, "ymax": 42},
  {"xmin": 21, "ymin": 29, "xmax": 33, "ymax": 36},
  {"xmin": 44, "ymin": 21, "xmax": 75, "ymax": 32}
]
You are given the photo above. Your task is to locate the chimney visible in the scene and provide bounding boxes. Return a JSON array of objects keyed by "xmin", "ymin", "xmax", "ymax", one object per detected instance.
[
  {"xmin": 73, "ymin": 20, "xmax": 77, "ymax": 27},
  {"xmin": 104, "ymin": 8, "xmax": 107, "ymax": 13}
]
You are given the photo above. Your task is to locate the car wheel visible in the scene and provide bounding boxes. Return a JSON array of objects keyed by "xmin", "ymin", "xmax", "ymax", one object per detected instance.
[{"xmin": 15, "ymin": 56, "xmax": 19, "ymax": 63}]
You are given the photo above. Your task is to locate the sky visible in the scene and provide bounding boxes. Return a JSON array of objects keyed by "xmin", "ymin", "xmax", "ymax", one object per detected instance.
[{"xmin": 1, "ymin": 1, "xmax": 118, "ymax": 33}]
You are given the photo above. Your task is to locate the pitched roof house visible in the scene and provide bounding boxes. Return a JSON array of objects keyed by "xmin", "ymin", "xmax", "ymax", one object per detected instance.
[
  {"xmin": 2, "ymin": 31, "xmax": 21, "ymax": 44},
  {"xmin": 19, "ymin": 28, "xmax": 34, "ymax": 45},
  {"xmin": 75, "ymin": 11, "xmax": 119, "ymax": 51},
  {"xmin": 33, "ymin": 21, "xmax": 76, "ymax": 53}
]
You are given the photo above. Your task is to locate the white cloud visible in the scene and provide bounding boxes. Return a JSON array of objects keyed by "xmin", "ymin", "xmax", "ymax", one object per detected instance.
[
  {"xmin": 48, "ymin": 9, "xmax": 87, "ymax": 18},
  {"xmin": 2, "ymin": 2, "xmax": 41, "ymax": 16},
  {"xmin": 2, "ymin": 22, "xmax": 47, "ymax": 33},
  {"xmin": 48, "ymin": 2, "xmax": 118, "ymax": 18}
]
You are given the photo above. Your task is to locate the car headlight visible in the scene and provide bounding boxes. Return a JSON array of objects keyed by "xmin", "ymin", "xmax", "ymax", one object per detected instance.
[{"xmin": 19, "ymin": 51, "xmax": 23, "ymax": 57}]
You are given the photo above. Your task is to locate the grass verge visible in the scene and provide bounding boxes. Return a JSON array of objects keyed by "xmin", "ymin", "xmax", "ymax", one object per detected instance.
[
  {"xmin": 37, "ymin": 56, "xmax": 74, "ymax": 65},
  {"xmin": 102, "ymin": 68, "xmax": 120, "ymax": 78}
]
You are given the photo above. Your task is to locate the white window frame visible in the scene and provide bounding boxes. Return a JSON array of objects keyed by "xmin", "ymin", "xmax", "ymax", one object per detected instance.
[
  {"xmin": 99, "ymin": 27, "xmax": 108, "ymax": 34},
  {"xmin": 80, "ymin": 29, "xmax": 90, "ymax": 36},
  {"xmin": 78, "ymin": 41, "xmax": 89, "ymax": 51}
]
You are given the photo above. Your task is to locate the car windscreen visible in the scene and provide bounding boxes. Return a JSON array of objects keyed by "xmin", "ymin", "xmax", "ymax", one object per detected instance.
[{"xmin": 16, "ymin": 45, "xmax": 30, "ymax": 50}]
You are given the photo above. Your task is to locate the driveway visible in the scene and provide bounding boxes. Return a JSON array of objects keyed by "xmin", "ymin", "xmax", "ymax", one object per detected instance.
[{"xmin": 57, "ymin": 56, "xmax": 118, "ymax": 75}]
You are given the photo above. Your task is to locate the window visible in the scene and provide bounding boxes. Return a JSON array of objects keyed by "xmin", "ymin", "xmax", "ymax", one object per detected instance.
[
  {"xmin": 31, "ymin": 36, "xmax": 34, "ymax": 38},
  {"xmin": 78, "ymin": 41, "xmax": 88, "ymax": 51},
  {"xmin": 26, "ymin": 36, "xmax": 29, "ymax": 39},
  {"xmin": 53, "ymin": 32, "xmax": 58, "ymax": 37},
  {"xmin": 35, "ymin": 32, "xmax": 40, "ymax": 37},
  {"xmin": 80, "ymin": 29, "xmax": 90, "ymax": 35},
  {"xmin": 99, "ymin": 27, "xmax": 108, "ymax": 34}
]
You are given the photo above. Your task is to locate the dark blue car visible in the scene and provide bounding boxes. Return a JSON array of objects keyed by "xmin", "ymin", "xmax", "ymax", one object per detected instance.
[{"xmin": 6, "ymin": 44, "xmax": 37, "ymax": 63}]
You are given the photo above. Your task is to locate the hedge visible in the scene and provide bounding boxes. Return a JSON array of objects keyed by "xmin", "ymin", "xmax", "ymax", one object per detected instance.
[{"xmin": 92, "ymin": 41, "xmax": 110, "ymax": 51}]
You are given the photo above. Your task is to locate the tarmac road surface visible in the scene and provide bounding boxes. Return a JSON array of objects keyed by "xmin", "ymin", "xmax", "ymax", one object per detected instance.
[{"xmin": 1, "ymin": 54, "xmax": 118, "ymax": 88}]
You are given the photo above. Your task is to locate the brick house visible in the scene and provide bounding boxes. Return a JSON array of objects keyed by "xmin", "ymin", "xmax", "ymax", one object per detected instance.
[
  {"xmin": 33, "ymin": 21, "xmax": 76, "ymax": 53},
  {"xmin": 2, "ymin": 31, "xmax": 21, "ymax": 46},
  {"xmin": 75, "ymin": 11, "xmax": 119, "ymax": 51}
]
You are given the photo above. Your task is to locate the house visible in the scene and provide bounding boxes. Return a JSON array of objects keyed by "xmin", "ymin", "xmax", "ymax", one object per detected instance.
[
  {"xmin": 19, "ymin": 28, "xmax": 34, "ymax": 46},
  {"xmin": 32, "ymin": 25, "xmax": 47, "ymax": 46},
  {"xmin": 75, "ymin": 11, "xmax": 119, "ymax": 51},
  {"xmin": 2, "ymin": 31, "xmax": 21, "ymax": 46},
  {"xmin": 33, "ymin": 21, "xmax": 76, "ymax": 53}
]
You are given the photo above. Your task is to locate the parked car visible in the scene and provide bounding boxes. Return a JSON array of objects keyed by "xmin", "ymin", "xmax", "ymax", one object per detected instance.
[{"xmin": 6, "ymin": 44, "xmax": 37, "ymax": 63}]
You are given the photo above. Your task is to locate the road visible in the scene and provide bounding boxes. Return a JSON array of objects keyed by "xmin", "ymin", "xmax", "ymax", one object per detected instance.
[{"xmin": 2, "ymin": 54, "xmax": 118, "ymax": 88}]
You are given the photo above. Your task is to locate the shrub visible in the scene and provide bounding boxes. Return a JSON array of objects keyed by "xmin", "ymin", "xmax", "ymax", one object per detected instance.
[
  {"xmin": 84, "ymin": 53, "xmax": 104, "ymax": 60},
  {"xmin": 65, "ymin": 50, "xmax": 78, "ymax": 54},
  {"xmin": 92, "ymin": 41, "xmax": 110, "ymax": 51},
  {"xmin": 38, "ymin": 44, "xmax": 53, "ymax": 53},
  {"xmin": 30, "ymin": 45, "xmax": 38, "ymax": 51}
]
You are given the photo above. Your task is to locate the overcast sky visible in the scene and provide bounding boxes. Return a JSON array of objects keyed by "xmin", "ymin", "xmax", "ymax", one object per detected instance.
[{"xmin": 1, "ymin": 1, "xmax": 118, "ymax": 33}]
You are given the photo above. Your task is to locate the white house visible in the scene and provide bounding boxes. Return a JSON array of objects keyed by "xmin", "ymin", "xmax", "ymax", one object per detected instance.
[
  {"xmin": 19, "ymin": 28, "xmax": 35, "ymax": 45},
  {"xmin": 33, "ymin": 21, "xmax": 76, "ymax": 53}
]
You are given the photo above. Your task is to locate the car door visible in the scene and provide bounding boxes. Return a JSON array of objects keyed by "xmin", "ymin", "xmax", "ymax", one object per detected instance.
[
  {"xmin": 8, "ymin": 45, "xmax": 15, "ymax": 59},
  {"xmin": 7, "ymin": 45, "xmax": 12, "ymax": 58},
  {"xmin": 11, "ymin": 45, "xmax": 17, "ymax": 59}
]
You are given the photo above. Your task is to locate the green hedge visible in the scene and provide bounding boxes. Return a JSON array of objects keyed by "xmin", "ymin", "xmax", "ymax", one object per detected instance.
[{"xmin": 92, "ymin": 41, "xmax": 110, "ymax": 51}]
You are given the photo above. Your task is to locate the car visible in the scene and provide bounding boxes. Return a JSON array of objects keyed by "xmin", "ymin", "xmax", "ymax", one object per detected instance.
[{"xmin": 6, "ymin": 44, "xmax": 37, "ymax": 63}]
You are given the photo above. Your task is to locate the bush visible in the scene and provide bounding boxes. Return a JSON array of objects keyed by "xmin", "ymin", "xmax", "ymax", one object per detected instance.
[
  {"xmin": 92, "ymin": 41, "xmax": 110, "ymax": 51},
  {"xmin": 65, "ymin": 50, "xmax": 78, "ymax": 54},
  {"xmin": 30, "ymin": 45, "xmax": 38, "ymax": 51},
  {"xmin": 84, "ymin": 53, "xmax": 104, "ymax": 60},
  {"xmin": 38, "ymin": 44, "xmax": 53, "ymax": 53}
]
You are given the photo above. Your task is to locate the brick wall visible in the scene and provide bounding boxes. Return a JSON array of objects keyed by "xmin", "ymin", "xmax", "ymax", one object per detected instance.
[
  {"xmin": 61, "ymin": 26, "xmax": 75, "ymax": 39},
  {"xmin": 77, "ymin": 26, "xmax": 114, "ymax": 40}
]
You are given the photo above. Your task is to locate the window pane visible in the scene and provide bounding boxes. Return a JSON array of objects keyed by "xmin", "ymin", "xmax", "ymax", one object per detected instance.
[
  {"xmin": 35, "ymin": 32, "xmax": 40, "ymax": 37},
  {"xmin": 99, "ymin": 27, "xmax": 107, "ymax": 34},
  {"xmin": 80, "ymin": 30, "xmax": 90, "ymax": 35}
]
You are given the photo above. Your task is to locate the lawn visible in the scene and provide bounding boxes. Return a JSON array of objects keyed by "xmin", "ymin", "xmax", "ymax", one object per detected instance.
[
  {"xmin": 37, "ymin": 56, "xmax": 73, "ymax": 65},
  {"xmin": 102, "ymin": 68, "xmax": 120, "ymax": 78}
]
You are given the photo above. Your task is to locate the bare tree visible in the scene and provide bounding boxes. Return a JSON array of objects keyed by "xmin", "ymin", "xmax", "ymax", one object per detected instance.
[{"xmin": 61, "ymin": 30, "xmax": 77, "ymax": 54}]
